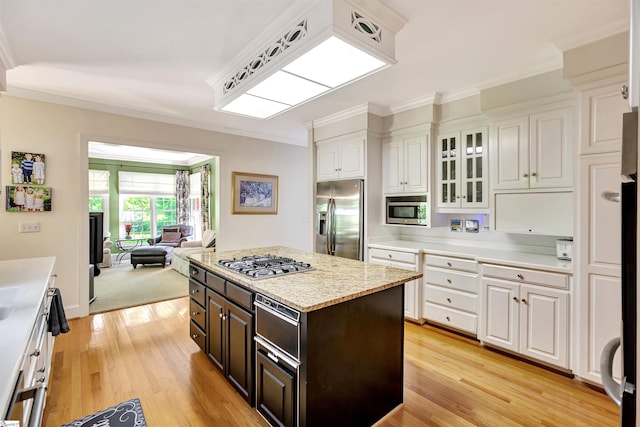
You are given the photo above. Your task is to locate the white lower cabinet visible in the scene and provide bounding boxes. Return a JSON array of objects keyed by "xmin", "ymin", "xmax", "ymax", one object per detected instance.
[
  {"xmin": 368, "ymin": 247, "xmax": 422, "ymax": 322},
  {"xmin": 423, "ymin": 254, "xmax": 479, "ymax": 335},
  {"xmin": 481, "ymin": 263, "xmax": 570, "ymax": 369}
]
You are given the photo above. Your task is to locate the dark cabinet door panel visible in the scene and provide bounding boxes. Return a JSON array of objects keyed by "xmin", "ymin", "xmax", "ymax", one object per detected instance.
[
  {"xmin": 256, "ymin": 349, "xmax": 295, "ymax": 427},
  {"xmin": 207, "ymin": 292, "xmax": 225, "ymax": 371},
  {"xmin": 227, "ymin": 302, "xmax": 254, "ymax": 402}
]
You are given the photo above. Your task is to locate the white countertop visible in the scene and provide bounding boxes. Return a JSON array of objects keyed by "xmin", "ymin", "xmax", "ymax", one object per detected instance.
[
  {"xmin": 189, "ymin": 246, "xmax": 422, "ymax": 312},
  {"xmin": 0, "ymin": 257, "xmax": 55, "ymax": 418},
  {"xmin": 368, "ymin": 240, "xmax": 572, "ymax": 274}
]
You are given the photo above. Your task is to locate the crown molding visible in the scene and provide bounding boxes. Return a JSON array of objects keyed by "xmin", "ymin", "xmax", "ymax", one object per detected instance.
[
  {"xmin": 305, "ymin": 102, "xmax": 371, "ymax": 128},
  {"xmin": 553, "ymin": 19, "xmax": 628, "ymax": 52},
  {"xmin": 5, "ymin": 87, "xmax": 308, "ymax": 147}
]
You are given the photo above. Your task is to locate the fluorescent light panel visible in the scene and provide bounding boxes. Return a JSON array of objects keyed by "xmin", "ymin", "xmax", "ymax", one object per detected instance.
[{"xmin": 223, "ymin": 36, "xmax": 387, "ymax": 119}]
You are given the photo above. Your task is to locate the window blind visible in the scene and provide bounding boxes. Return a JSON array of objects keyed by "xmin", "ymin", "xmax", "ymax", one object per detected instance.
[
  {"xmin": 118, "ymin": 171, "xmax": 175, "ymax": 196},
  {"xmin": 88, "ymin": 170, "xmax": 110, "ymax": 196}
]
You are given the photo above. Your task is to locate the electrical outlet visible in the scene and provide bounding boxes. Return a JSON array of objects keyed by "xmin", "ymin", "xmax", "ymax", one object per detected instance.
[{"xmin": 19, "ymin": 222, "xmax": 40, "ymax": 233}]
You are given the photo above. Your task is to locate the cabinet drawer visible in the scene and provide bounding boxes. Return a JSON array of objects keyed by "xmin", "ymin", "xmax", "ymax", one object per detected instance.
[
  {"xmin": 369, "ymin": 248, "xmax": 418, "ymax": 265},
  {"xmin": 423, "ymin": 303, "xmax": 477, "ymax": 335},
  {"xmin": 424, "ymin": 267, "xmax": 478, "ymax": 293},
  {"xmin": 206, "ymin": 272, "xmax": 225, "ymax": 294},
  {"xmin": 189, "ymin": 279, "xmax": 206, "ymax": 306},
  {"xmin": 190, "ymin": 298, "xmax": 206, "ymax": 330},
  {"xmin": 189, "ymin": 263, "xmax": 206, "ymax": 284},
  {"xmin": 424, "ymin": 285, "xmax": 478, "ymax": 314},
  {"xmin": 425, "ymin": 254, "xmax": 477, "ymax": 273},
  {"xmin": 227, "ymin": 281, "xmax": 253, "ymax": 312},
  {"xmin": 190, "ymin": 321, "xmax": 206, "ymax": 352},
  {"xmin": 482, "ymin": 264, "xmax": 569, "ymax": 289}
]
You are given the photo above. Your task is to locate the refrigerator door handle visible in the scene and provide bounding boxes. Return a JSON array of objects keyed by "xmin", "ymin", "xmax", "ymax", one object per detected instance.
[
  {"xmin": 329, "ymin": 198, "xmax": 336, "ymax": 255},
  {"xmin": 326, "ymin": 198, "xmax": 333, "ymax": 255},
  {"xmin": 601, "ymin": 191, "xmax": 621, "ymax": 203},
  {"xmin": 601, "ymin": 337, "xmax": 622, "ymax": 407}
]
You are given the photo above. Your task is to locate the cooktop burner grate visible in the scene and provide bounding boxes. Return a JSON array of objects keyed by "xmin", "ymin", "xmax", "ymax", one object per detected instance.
[{"xmin": 217, "ymin": 254, "xmax": 315, "ymax": 280}]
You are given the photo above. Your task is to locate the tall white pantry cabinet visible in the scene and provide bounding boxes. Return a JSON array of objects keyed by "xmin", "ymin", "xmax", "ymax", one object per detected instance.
[{"xmin": 575, "ymin": 78, "xmax": 629, "ymax": 385}]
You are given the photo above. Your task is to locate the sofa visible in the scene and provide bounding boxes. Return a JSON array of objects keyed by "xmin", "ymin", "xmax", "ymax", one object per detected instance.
[{"xmin": 172, "ymin": 229, "xmax": 216, "ymax": 276}]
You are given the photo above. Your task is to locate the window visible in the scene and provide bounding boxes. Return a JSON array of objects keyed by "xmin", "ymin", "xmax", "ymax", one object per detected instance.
[
  {"xmin": 88, "ymin": 169, "xmax": 110, "ymax": 229},
  {"xmin": 118, "ymin": 171, "xmax": 176, "ymax": 239}
]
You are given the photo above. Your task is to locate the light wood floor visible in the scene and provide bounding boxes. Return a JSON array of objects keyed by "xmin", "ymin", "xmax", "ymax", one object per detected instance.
[{"xmin": 43, "ymin": 297, "xmax": 619, "ymax": 426}]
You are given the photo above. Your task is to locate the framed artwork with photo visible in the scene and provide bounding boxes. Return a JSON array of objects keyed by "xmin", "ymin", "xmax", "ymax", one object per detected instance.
[
  {"xmin": 6, "ymin": 185, "xmax": 52, "ymax": 212},
  {"xmin": 11, "ymin": 151, "xmax": 46, "ymax": 185},
  {"xmin": 232, "ymin": 171, "xmax": 278, "ymax": 215}
]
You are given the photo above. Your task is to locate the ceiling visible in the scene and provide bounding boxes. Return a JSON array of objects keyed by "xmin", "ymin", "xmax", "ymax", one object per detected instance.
[{"xmin": 0, "ymin": 0, "xmax": 630, "ymax": 147}]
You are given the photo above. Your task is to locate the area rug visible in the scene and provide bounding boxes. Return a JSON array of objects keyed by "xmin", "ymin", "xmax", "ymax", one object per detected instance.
[
  {"xmin": 91, "ymin": 261, "xmax": 188, "ymax": 314},
  {"xmin": 60, "ymin": 397, "xmax": 147, "ymax": 427}
]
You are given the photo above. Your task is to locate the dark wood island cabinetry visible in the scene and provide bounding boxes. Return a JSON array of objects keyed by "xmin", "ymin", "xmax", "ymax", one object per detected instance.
[{"xmin": 188, "ymin": 247, "xmax": 422, "ymax": 427}]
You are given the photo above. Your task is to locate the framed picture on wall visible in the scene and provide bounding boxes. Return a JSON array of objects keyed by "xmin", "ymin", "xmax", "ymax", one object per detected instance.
[
  {"xmin": 11, "ymin": 151, "xmax": 46, "ymax": 185},
  {"xmin": 6, "ymin": 185, "xmax": 52, "ymax": 212},
  {"xmin": 232, "ymin": 171, "xmax": 278, "ymax": 215}
]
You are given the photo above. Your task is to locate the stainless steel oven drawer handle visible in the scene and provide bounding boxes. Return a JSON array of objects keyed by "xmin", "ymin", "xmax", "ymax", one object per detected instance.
[
  {"xmin": 255, "ymin": 336, "xmax": 300, "ymax": 369},
  {"xmin": 254, "ymin": 301, "xmax": 299, "ymax": 327}
]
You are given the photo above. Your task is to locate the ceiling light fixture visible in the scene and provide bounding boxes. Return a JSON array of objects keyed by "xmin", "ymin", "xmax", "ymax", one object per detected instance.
[{"xmin": 207, "ymin": 0, "xmax": 406, "ymax": 120}]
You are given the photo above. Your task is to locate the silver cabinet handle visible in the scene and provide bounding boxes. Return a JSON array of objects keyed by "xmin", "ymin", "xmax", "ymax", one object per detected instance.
[{"xmin": 602, "ymin": 191, "xmax": 620, "ymax": 203}]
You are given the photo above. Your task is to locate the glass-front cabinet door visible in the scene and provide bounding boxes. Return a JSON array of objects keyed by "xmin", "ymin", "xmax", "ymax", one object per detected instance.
[
  {"xmin": 436, "ymin": 127, "xmax": 488, "ymax": 211},
  {"xmin": 437, "ymin": 133, "xmax": 459, "ymax": 208},
  {"xmin": 461, "ymin": 128, "xmax": 488, "ymax": 209}
]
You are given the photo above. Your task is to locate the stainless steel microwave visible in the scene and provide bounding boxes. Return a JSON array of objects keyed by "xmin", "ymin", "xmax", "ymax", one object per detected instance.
[{"xmin": 386, "ymin": 196, "xmax": 428, "ymax": 226}]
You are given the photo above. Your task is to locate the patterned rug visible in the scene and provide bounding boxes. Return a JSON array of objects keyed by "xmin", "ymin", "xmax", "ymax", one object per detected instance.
[{"xmin": 60, "ymin": 398, "xmax": 147, "ymax": 427}]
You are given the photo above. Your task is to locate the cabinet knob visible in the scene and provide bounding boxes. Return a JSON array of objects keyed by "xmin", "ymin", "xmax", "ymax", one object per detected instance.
[
  {"xmin": 517, "ymin": 274, "xmax": 524, "ymax": 280},
  {"xmin": 37, "ymin": 376, "xmax": 46, "ymax": 383},
  {"xmin": 388, "ymin": 254, "xmax": 392, "ymax": 258},
  {"xmin": 522, "ymin": 298, "xmax": 528, "ymax": 305},
  {"xmin": 446, "ymin": 316, "xmax": 451, "ymax": 322},
  {"xmin": 446, "ymin": 278, "xmax": 452, "ymax": 284},
  {"xmin": 192, "ymin": 311, "xmax": 199, "ymax": 316},
  {"xmin": 446, "ymin": 298, "xmax": 452, "ymax": 303},
  {"xmin": 30, "ymin": 349, "xmax": 40, "ymax": 357},
  {"xmin": 462, "ymin": 195, "xmax": 466, "ymax": 199},
  {"xmin": 447, "ymin": 262, "xmax": 452, "ymax": 267},
  {"xmin": 191, "ymin": 289, "xmax": 199, "ymax": 294},
  {"xmin": 531, "ymin": 172, "xmax": 537, "ymax": 177},
  {"xmin": 523, "ymin": 173, "xmax": 529, "ymax": 178},
  {"xmin": 513, "ymin": 297, "xmax": 519, "ymax": 302},
  {"xmin": 192, "ymin": 334, "xmax": 199, "ymax": 339},
  {"xmin": 219, "ymin": 313, "xmax": 223, "ymax": 319}
]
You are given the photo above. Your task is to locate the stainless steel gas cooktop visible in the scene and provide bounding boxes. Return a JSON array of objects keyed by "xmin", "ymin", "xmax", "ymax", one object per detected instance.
[{"xmin": 217, "ymin": 254, "xmax": 315, "ymax": 280}]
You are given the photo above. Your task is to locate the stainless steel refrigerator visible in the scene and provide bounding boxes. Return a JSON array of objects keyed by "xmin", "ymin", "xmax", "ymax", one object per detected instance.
[
  {"xmin": 601, "ymin": 111, "xmax": 637, "ymax": 425},
  {"xmin": 315, "ymin": 179, "xmax": 364, "ymax": 261}
]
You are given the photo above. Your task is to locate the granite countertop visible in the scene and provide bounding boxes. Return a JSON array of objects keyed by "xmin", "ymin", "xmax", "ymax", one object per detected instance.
[
  {"xmin": 368, "ymin": 240, "xmax": 572, "ymax": 274},
  {"xmin": 188, "ymin": 246, "xmax": 422, "ymax": 312},
  {"xmin": 0, "ymin": 257, "xmax": 55, "ymax": 419}
]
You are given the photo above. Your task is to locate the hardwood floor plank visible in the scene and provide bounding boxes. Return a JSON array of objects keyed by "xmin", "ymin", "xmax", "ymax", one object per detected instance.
[{"xmin": 43, "ymin": 298, "xmax": 618, "ymax": 427}]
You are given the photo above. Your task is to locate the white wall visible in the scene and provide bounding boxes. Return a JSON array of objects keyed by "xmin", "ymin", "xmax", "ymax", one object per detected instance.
[{"xmin": 0, "ymin": 96, "xmax": 310, "ymax": 319}]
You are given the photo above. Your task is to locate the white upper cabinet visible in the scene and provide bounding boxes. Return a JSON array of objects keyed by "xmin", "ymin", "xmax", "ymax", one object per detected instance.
[
  {"xmin": 491, "ymin": 105, "xmax": 573, "ymax": 191},
  {"xmin": 316, "ymin": 136, "xmax": 365, "ymax": 181},
  {"xmin": 436, "ymin": 127, "xmax": 488, "ymax": 210},
  {"xmin": 382, "ymin": 135, "xmax": 428, "ymax": 194},
  {"xmin": 580, "ymin": 82, "xmax": 630, "ymax": 155}
]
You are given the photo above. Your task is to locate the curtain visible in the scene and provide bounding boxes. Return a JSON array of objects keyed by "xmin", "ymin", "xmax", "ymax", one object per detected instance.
[
  {"xmin": 175, "ymin": 170, "xmax": 190, "ymax": 225},
  {"xmin": 201, "ymin": 164, "xmax": 210, "ymax": 231}
]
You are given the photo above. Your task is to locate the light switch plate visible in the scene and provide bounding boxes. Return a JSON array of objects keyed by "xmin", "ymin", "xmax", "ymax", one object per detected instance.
[{"xmin": 19, "ymin": 222, "xmax": 40, "ymax": 233}]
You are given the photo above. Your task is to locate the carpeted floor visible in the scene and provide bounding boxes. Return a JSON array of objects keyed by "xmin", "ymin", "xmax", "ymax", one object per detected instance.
[{"xmin": 90, "ymin": 261, "xmax": 188, "ymax": 314}]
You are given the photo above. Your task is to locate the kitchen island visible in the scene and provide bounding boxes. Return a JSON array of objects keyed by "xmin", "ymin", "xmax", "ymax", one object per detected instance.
[{"xmin": 188, "ymin": 246, "xmax": 422, "ymax": 427}]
